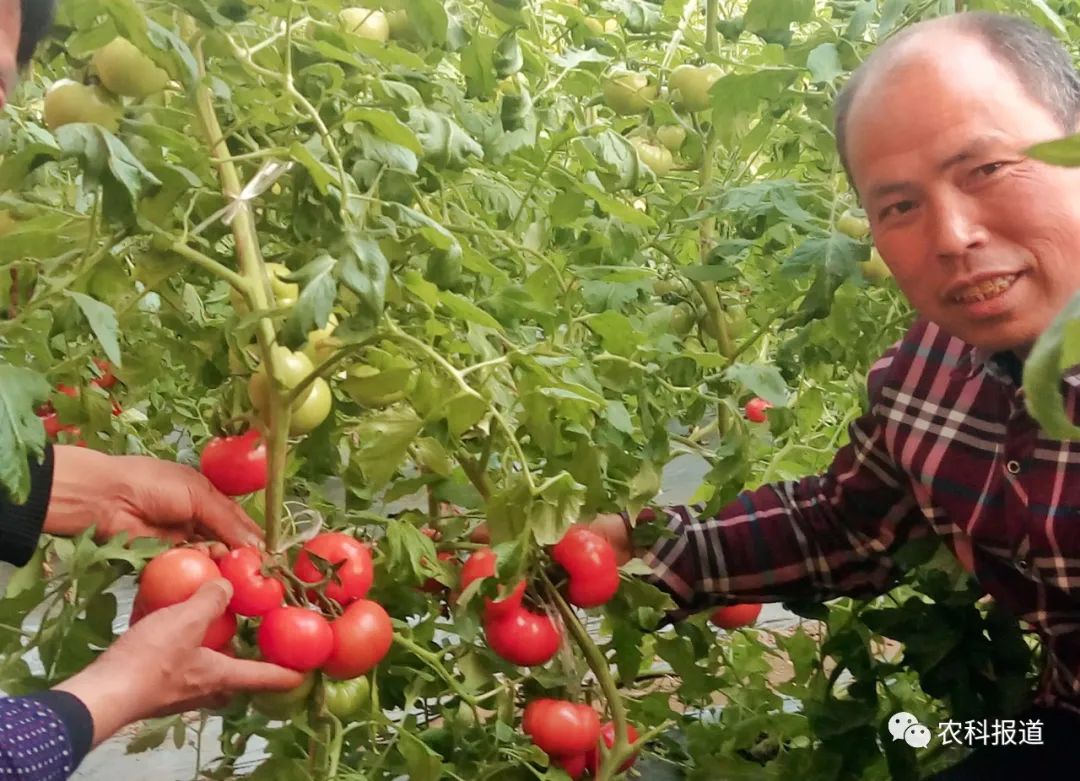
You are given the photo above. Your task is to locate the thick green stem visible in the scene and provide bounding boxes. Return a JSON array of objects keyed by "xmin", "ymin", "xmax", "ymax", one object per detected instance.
[
  {"xmin": 166, "ymin": 239, "xmax": 249, "ymax": 293},
  {"xmin": 705, "ymin": 0, "xmax": 719, "ymax": 55},
  {"xmin": 189, "ymin": 32, "xmax": 288, "ymax": 549},
  {"xmin": 393, "ymin": 635, "xmax": 481, "ymax": 719},
  {"xmin": 542, "ymin": 576, "xmax": 631, "ymax": 781}
]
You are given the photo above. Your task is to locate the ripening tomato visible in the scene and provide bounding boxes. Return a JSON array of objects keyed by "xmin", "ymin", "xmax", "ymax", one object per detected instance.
[
  {"xmin": 709, "ymin": 603, "xmax": 761, "ymax": 629},
  {"xmin": 585, "ymin": 721, "xmax": 641, "ymax": 775},
  {"xmin": 217, "ymin": 547, "xmax": 284, "ymax": 617},
  {"xmin": 138, "ymin": 548, "xmax": 222, "ymax": 613},
  {"xmin": 90, "ymin": 358, "xmax": 116, "ymax": 389},
  {"xmin": 39, "ymin": 411, "xmax": 66, "ymax": 438},
  {"xmin": 257, "ymin": 606, "xmax": 334, "ymax": 671},
  {"xmin": 556, "ymin": 752, "xmax": 587, "ymax": 779},
  {"xmin": 293, "ymin": 532, "xmax": 373, "ymax": 606},
  {"xmin": 199, "ymin": 430, "xmax": 267, "ymax": 496},
  {"xmin": 202, "ymin": 610, "xmax": 237, "ymax": 651},
  {"xmin": 483, "ymin": 605, "xmax": 561, "ymax": 667},
  {"xmin": 322, "ymin": 599, "xmax": 393, "ymax": 679},
  {"xmin": 458, "ymin": 547, "xmax": 526, "ymax": 618},
  {"xmin": 551, "ymin": 527, "xmax": 620, "ymax": 608},
  {"xmin": 523, "ymin": 699, "xmax": 602, "ymax": 757},
  {"xmin": 745, "ymin": 397, "xmax": 772, "ymax": 423}
]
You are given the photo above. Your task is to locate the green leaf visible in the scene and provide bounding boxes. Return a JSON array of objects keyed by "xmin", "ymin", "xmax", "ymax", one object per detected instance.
[
  {"xmin": 125, "ymin": 717, "xmax": 178, "ymax": 754},
  {"xmin": 1030, "ymin": 0, "xmax": 1068, "ymax": 37},
  {"xmin": 55, "ymin": 125, "xmax": 162, "ymax": 213},
  {"xmin": 586, "ymin": 311, "xmax": 642, "ymax": 356},
  {"xmin": 344, "ymin": 108, "xmax": 423, "ymax": 156},
  {"xmin": 1025, "ymin": 133, "xmax": 1080, "ymax": 167},
  {"xmin": 439, "ymin": 291, "xmax": 503, "ymax": 330},
  {"xmin": 806, "ymin": 43, "xmax": 843, "ymax": 84},
  {"xmin": 1023, "ymin": 291, "xmax": 1080, "ymax": 439},
  {"xmin": 0, "ymin": 363, "xmax": 51, "ymax": 503},
  {"xmin": 354, "ymin": 407, "xmax": 424, "ymax": 489},
  {"xmin": 744, "ymin": 0, "xmax": 813, "ymax": 33},
  {"xmin": 66, "ymin": 292, "xmax": 121, "ymax": 365},
  {"xmin": 4, "ymin": 543, "xmax": 45, "ymax": 598},
  {"xmin": 337, "ymin": 234, "xmax": 389, "ymax": 327},
  {"xmin": 605, "ymin": 400, "xmax": 634, "ymax": 434},
  {"xmin": 408, "ymin": 108, "xmax": 484, "ymax": 170},
  {"xmin": 724, "ymin": 363, "xmax": 789, "ymax": 406}
]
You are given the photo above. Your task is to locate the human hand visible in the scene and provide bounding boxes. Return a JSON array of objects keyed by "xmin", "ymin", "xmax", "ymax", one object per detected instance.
[
  {"xmin": 54, "ymin": 579, "xmax": 306, "ymax": 747},
  {"xmin": 43, "ymin": 446, "xmax": 263, "ymax": 552}
]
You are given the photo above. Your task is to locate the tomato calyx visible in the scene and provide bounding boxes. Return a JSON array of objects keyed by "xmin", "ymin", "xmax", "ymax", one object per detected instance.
[{"xmin": 293, "ymin": 532, "xmax": 374, "ymax": 607}]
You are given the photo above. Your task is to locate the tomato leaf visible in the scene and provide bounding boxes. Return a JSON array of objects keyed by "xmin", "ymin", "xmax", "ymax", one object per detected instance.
[
  {"xmin": 1025, "ymin": 132, "xmax": 1080, "ymax": 167},
  {"xmin": 66, "ymin": 291, "xmax": 121, "ymax": 365},
  {"xmin": 1022, "ymin": 290, "xmax": 1080, "ymax": 439},
  {"xmin": 806, "ymin": 42, "xmax": 843, "ymax": 84},
  {"xmin": 0, "ymin": 363, "xmax": 50, "ymax": 503},
  {"xmin": 337, "ymin": 233, "xmax": 389, "ymax": 327},
  {"xmin": 354, "ymin": 407, "xmax": 424, "ymax": 489}
]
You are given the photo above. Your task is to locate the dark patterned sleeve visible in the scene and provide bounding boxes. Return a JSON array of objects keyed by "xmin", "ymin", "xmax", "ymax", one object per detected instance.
[
  {"xmin": 0, "ymin": 445, "xmax": 55, "ymax": 566},
  {"xmin": 0, "ymin": 691, "xmax": 93, "ymax": 780},
  {"xmin": 637, "ymin": 352, "xmax": 931, "ymax": 620}
]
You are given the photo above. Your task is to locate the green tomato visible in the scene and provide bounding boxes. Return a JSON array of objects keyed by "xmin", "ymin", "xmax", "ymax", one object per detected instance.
[
  {"xmin": 290, "ymin": 377, "xmax": 332, "ymax": 434},
  {"xmin": 302, "ymin": 314, "xmax": 340, "ymax": 365},
  {"xmin": 252, "ymin": 672, "xmax": 315, "ymax": 719},
  {"xmin": 668, "ymin": 63, "xmax": 723, "ymax": 113},
  {"xmin": 602, "ymin": 71, "xmax": 657, "ymax": 115},
  {"xmin": 837, "ymin": 212, "xmax": 870, "ymax": 239},
  {"xmin": 342, "ymin": 364, "xmax": 416, "ymax": 407},
  {"xmin": 248, "ymin": 347, "xmax": 315, "ymax": 415},
  {"xmin": 424, "ymin": 246, "xmax": 463, "ymax": 291},
  {"xmin": 325, "ymin": 676, "xmax": 370, "ymax": 720},
  {"xmin": 630, "ymin": 137, "xmax": 674, "ymax": 177},
  {"xmin": 656, "ymin": 124, "xmax": 687, "ymax": 151},
  {"xmin": 387, "ymin": 10, "xmax": 418, "ymax": 42},
  {"xmin": 264, "ymin": 262, "xmax": 298, "ymax": 307},
  {"xmin": 860, "ymin": 248, "xmax": 893, "ymax": 284},
  {"xmin": 92, "ymin": 37, "xmax": 169, "ymax": 98},
  {"xmin": 43, "ymin": 79, "xmax": 122, "ymax": 132},
  {"xmin": 340, "ymin": 7, "xmax": 390, "ymax": 41}
]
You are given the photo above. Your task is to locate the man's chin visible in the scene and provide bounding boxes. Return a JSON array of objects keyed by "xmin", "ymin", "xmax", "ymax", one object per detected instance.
[{"xmin": 934, "ymin": 315, "xmax": 1041, "ymax": 356}]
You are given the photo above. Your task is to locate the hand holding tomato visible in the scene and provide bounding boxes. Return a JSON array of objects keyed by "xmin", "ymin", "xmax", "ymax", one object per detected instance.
[
  {"xmin": 42, "ymin": 445, "xmax": 264, "ymax": 552},
  {"xmin": 55, "ymin": 580, "xmax": 306, "ymax": 748}
]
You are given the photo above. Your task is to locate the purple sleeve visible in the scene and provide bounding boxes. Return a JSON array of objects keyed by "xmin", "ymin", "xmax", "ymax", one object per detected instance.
[{"xmin": 0, "ymin": 691, "xmax": 93, "ymax": 781}]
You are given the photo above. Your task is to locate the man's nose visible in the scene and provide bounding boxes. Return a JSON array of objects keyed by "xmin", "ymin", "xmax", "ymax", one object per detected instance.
[{"xmin": 929, "ymin": 194, "xmax": 989, "ymax": 259}]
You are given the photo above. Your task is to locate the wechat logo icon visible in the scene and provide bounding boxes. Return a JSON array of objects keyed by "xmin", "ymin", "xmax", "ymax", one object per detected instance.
[{"xmin": 889, "ymin": 712, "xmax": 931, "ymax": 749}]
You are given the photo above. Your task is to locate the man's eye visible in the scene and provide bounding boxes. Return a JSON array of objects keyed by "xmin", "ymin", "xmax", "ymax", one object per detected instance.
[
  {"xmin": 880, "ymin": 200, "xmax": 915, "ymax": 220},
  {"xmin": 976, "ymin": 162, "xmax": 1005, "ymax": 177}
]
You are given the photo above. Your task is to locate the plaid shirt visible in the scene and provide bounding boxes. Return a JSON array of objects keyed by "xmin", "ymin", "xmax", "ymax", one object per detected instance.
[{"xmin": 641, "ymin": 317, "xmax": 1080, "ymax": 713}]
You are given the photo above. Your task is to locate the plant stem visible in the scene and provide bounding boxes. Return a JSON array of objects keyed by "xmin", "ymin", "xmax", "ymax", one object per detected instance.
[
  {"xmin": 393, "ymin": 635, "xmax": 482, "ymax": 719},
  {"xmin": 542, "ymin": 575, "xmax": 630, "ymax": 781},
  {"xmin": 166, "ymin": 239, "xmax": 249, "ymax": 293},
  {"xmin": 705, "ymin": 0, "xmax": 719, "ymax": 55}
]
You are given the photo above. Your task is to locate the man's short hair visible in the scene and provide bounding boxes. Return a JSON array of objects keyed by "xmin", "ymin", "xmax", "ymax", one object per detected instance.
[
  {"xmin": 834, "ymin": 11, "xmax": 1080, "ymax": 190},
  {"xmin": 18, "ymin": 0, "xmax": 56, "ymax": 67}
]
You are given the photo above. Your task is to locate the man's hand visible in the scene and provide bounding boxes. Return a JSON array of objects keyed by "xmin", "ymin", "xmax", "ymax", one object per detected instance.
[
  {"xmin": 44, "ymin": 446, "xmax": 263, "ymax": 552},
  {"xmin": 54, "ymin": 579, "xmax": 306, "ymax": 747}
]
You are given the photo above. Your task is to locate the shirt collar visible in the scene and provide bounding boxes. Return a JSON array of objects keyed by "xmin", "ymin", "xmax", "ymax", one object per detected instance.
[{"xmin": 952, "ymin": 343, "xmax": 1080, "ymax": 387}]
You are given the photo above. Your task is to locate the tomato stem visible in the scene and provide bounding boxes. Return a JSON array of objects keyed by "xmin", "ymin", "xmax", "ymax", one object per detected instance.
[{"xmin": 392, "ymin": 634, "xmax": 482, "ymax": 720}]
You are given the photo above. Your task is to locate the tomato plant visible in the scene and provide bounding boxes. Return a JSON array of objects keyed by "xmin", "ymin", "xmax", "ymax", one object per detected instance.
[
  {"xmin": 523, "ymin": 699, "xmax": 602, "ymax": 758},
  {"xmin": 324, "ymin": 676, "xmax": 370, "ymax": 720},
  {"xmin": 322, "ymin": 599, "xmax": 393, "ymax": 679},
  {"xmin": 552, "ymin": 527, "xmax": 620, "ymax": 608},
  {"xmin": 0, "ymin": 0, "xmax": 1053, "ymax": 778},
  {"xmin": 216, "ymin": 547, "xmax": 284, "ymax": 617},
  {"xmin": 137, "ymin": 548, "xmax": 222, "ymax": 613}
]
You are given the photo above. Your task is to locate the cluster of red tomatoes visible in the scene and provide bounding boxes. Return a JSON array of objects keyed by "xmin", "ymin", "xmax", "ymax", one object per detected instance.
[
  {"xmin": 35, "ymin": 359, "xmax": 122, "ymax": 446},
  {"xmin": 523, "ymin": 699, "xmax": 641, "ymax": 778},
  {"xmin": 133, "ymin": 530, "xmax": 393, "ymax": 683},
  {"xmin": 457, "ymin": 525, "xmax": 621, "ymax": 667}
]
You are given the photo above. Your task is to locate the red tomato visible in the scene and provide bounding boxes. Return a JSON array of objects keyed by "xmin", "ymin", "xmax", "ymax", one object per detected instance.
[
  {"xmin": 709, "ymin": 603, "xmax": 762, "ymax": 629},
  {"xmin": 90, "ymin": 358, "xmax": 116, "ymax": 389},
  {"xmin": 551, "ymin": 527, "xmax": 620, "ymax": 608},
  {"xmin": 523, "ymin": 699, "xmax": 601, "ymax": 757},
  {"xmin": 257, "ymin": 606, "xmax": 334, "ymax": 671},
  {"xmin": 217, "ymin": 547, "xmax": 284, "ymax": 616},
  {"xmin": 483, "ymin": 605, "xmax": 561, "ymax": 666},
  {"xmin": 745, "ymin": 397, "xmax": 772, "ymax": 423},
  {"xmin": 585, "ymin": 722, "xmax": 641, "ymax": 775},
  {"xmin": 199, "ymin": 430, "xmax": 267, "ymax": 496},
  {"xmin": 139, "ymin": 548, "xmax": 222, "ymax": 612},
  {"xmin": 202, "ymin": 611, "xmax": 237, "ymax": 651},
  {"xmin": 421, "ymin": 551, "xmax": 456, "ymax": 593},
  {"xmin": 57, "ymin": 384, "xmax": 78, "ymax": 398},
  {"xmin": 322, "ymin": 599, "xmax": 394, "ymax": 679},
  {"xmin": 458, "ymin": 547, "xmax": 526, "ymax": 617},
  {"xmin": 39, "ymin": 411, "xmax": 65, "ymax": 438},
  {"xmin": 293, "ymin": 532, "xmax": 374, "ymax": 606},
  {"xmin": 556, "ymin": 752, "xmax": 587, "ymax": 779}
]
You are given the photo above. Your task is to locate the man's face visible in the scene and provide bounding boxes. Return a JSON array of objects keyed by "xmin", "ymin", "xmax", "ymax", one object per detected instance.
[
  {"xmin": 847, "ymin": 32, "xmax": 1080, "ymax": 353},
  {"xmin": 0, "ymin": 0, "xmax": 18, "ymax": 107}
]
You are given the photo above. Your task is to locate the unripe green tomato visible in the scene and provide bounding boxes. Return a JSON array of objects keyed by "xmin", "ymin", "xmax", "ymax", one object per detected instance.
[
  {"xmin": 836, "ymin": 211, "xmax": 870, "ymax": 239},
  {"xmin": 289, "ymin": 377, "xmax": 332, "ymax": 434},
  {"xmin": 630, "ymin": 136, "xmax": 674, "ymax": 176},
  {"xmin": 302, "ymin": 314, "xmax": 340, "ymax": 364},
  {"xmin": 670, "ymin": 302, "xmax": 695, "ymax": 336},
  {"xmin": 92, "ymin": 37, "xmax": 169, "ymax": 98},
  {"xmin": 264, "ymin": 262, "xmax": 298, "ymax": 307},
  {"xmin": 656, "ymin": 124, "xmax": 687, "ymax": 151},
  {"xmin": 860, "ymin": 247, "xmax": 893, "ymax": 284},
  {"xmin": 43, "ymin": 79, "xmax": 122, "ymax": 132},
  {"xmin": 252, "ymin": 671, "xmax": 315, "ymax": 719},
  {"xmin": 602, "ymin": 71, "xmax": 657, "ymax": 115},
  {"xmin": 668, "ymin": 63, "xmax": 723, "ymax": 113},
  {"xmin": 248, "ymin": 347, "xmax": 315, "ymax": 415},
  {"xmin": 340, "ymin": 7, "xmax": 390, "ymax": 41},
  {"xmin": 324, "ymin": 676, "xmax": 370, "ymax": 719}
]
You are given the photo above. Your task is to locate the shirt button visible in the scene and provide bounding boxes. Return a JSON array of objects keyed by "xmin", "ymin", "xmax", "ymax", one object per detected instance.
[
  {"xmin": 1016, "ymin": 558, "xmax": 1030, "ymax": 572},
  {"xmin": 1006, "ymin": 460, "xmax": 1021, "ymax": 474}
]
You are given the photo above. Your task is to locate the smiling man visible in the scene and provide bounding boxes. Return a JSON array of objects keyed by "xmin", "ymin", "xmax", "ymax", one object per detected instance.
[{"xmin": 573, "ymin": 10, "xmax": 1080, "ymax": 779}]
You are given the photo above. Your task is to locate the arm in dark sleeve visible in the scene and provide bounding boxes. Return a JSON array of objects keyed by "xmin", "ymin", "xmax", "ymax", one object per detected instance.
[
  {"xmin": 0, "ymin": 690, "xmax": 93, "ymax": 780},
  {"xmin": 0, "ymin": 444, "xmax": 54, "ymax": 566},
  {"xmin": 637, "ymin": 354, "xmax": 931, "ymax": 621}
]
